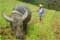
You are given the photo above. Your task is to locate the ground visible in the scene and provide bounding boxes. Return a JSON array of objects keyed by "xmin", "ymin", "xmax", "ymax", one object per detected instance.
[{"xmin": 0, "ymin": 0, "xmax": 60, "ymax": 40}]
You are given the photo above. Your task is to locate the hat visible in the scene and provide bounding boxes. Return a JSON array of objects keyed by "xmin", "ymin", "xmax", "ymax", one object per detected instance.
[{"xmin": 39, "ymin": 4, "xmax": 43, "ymax": 7}]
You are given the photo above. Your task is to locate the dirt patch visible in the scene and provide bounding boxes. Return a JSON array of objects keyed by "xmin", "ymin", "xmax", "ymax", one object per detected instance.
[
  {"xmin": 51, "ymin": 17, "xmax": 60, "ymax": 40},
  {"xmin": 0, "ymin": 26, "xmax": 15, "ymax": 40}
]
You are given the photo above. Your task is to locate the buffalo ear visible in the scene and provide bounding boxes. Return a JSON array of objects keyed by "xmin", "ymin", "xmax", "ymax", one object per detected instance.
[{"xmin": 22, "ymin": 8, "xmax": 28, "ymax": 20}]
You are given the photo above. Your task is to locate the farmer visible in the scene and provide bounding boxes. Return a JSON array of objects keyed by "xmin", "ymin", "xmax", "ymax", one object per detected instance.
[{"xmin": 37, "ymin": 4, "xmax": 44, "ymax": 21}]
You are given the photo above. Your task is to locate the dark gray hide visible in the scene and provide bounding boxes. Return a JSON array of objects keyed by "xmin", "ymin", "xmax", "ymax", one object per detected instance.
[{"xmin": 3, "ymin": 4, "xmax": 31, "ymax": 39}]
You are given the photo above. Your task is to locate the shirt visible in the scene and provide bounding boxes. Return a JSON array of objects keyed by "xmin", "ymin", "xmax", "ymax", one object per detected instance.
[
  {"xmin": 38, "ymin": 7, "xmax": 44, "ymax": 16},
  {"xmin": 38, "ymin": 8, "xmax": 44, "ymax": 14}
]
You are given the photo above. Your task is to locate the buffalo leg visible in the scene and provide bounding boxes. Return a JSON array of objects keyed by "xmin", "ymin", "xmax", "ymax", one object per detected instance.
[{"xmin": 23, "ymin": 23, "xmax": 27, "ymax": 34}]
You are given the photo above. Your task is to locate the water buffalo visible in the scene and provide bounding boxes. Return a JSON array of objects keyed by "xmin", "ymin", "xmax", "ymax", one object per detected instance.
[{"xmin": 2, "ymin": 4, "xmax": 31, "ymax": 39}]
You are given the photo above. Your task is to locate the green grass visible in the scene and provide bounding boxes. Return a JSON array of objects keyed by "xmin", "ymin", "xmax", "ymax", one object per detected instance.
[
  {"xmin": 0, "ymin": 0, "xmax": 16, "ymax": 27},
  {"xmin": 0, "ymin": 0, "xmax": 60, "ymax": 40}
]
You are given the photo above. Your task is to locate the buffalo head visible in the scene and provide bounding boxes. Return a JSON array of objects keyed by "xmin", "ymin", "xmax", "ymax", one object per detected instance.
[{"xmin": 2, "ymin": 8, "xmax": 28, "ymax": 39}]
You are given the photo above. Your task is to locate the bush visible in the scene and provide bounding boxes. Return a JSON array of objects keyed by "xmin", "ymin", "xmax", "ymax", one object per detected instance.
[
  {"xmin": 19, "ymin": 0, "xmax": 60, "ymax": 10},
  {"xmin": 48, "ymin": 0, "xmax": 60, "ymax": 11}
]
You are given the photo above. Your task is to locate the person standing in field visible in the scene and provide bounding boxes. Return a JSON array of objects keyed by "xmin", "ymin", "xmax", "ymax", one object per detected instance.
[{"xmin": 37, "ymin": 4, "xmax": 44, "ymax": 21}]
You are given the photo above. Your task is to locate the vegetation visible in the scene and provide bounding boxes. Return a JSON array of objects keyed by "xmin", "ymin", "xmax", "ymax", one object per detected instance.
[
  {"xmin": 19, "ymin": 0, "xmax": 60, "ymax": 11},
  {"xmin": 0, "ymin": 0, "xmax": 60, "ymax": 40},
  {"xmin": 48, "ymin": 0, "xmax": 60, "ymax": 11}
]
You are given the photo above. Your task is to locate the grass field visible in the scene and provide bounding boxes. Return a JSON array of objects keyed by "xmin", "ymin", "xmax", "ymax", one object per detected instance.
[{"xmin": 0, "ymin": 0, "xmax": 60, "ymax": 40}]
